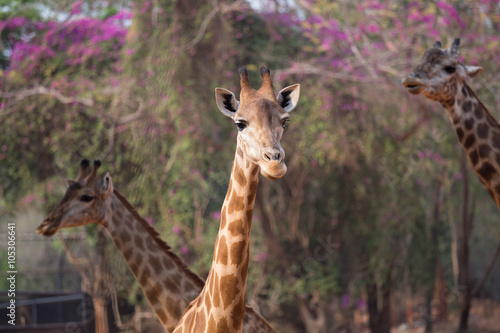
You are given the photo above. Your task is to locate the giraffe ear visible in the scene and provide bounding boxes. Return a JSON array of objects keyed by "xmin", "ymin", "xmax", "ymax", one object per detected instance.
[
  {"xmin": 215, "ymin": 88, "xmax": 239, "ymax": 118},
  {"xmin": 65, "ymin": 179, "xmax": 76, "ymax": 187},
  {"xmin": 277, "ymin": 84, "xmax": 300, "ymax": 112},
  {"xmin": 465, "ymin": 65, "xmax": 483, "ymax": 79},
  {"xmin": 101, "ymin": 173, "xmax": 113, "ymax": 199}
]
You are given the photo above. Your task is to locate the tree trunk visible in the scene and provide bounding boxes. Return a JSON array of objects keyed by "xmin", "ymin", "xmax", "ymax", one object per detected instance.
[
  {"xmin": 367, "ymin": 282, "xmax": 391, "ymax": 333},
  {"xmin": 93, "ymin": 298, "xmax": 109, "ymax": 333},
  {"xmin": 298, "ymin": 299, "xmax": 327, "ymax": 333},
  {"xmin": 458, "ymin": 151, "xmax": 473, "ymax": 332}
]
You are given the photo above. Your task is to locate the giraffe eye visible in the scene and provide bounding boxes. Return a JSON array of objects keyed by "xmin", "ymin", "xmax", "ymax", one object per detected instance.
[
  {"xmin": 444, "ymin": 66, "xmax": 456, "ymax": 74},
  {"xmin": 81, "ymin": 195, "xmax": 94, "ymax": 203},
  {"xmin": 235, "ymin": 122, "xmax": 247, "ymax": 131}
]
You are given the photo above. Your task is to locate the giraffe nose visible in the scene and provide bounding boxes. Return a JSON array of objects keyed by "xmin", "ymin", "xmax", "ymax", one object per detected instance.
[{"xmin": 262, "ymin": 148, "xmax": 282, "ymax": 162}]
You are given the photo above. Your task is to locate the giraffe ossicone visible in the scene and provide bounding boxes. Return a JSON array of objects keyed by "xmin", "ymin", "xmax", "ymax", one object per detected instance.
[
  {"xmin": 402, "ymin": 38, "xmax": 500, "ymax": 207},
  {"xmin": 173, "ymin": 66, "xmax": 300, "ymax": 332},
  {"xmin": 37, "ymin": 159, "xmax": 276, "ymax": 333}
]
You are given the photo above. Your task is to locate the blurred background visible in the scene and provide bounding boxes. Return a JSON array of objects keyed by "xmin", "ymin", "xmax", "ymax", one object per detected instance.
[{"xmin": 1, "ymin": 0, "xmax": 500, "ymax": 332}]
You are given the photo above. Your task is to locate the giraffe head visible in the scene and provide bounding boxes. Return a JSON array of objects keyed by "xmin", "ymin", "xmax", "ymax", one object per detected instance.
[
  {"xmin": 215, "ymin": 66, "xmax": 300, "ymax": 180},
  {"xmin": 402, "ymin": 38, "xmax": 483, "ymax": 105},
  {"xmin": 37, "ymin": 159, "xmax": 113, "ymax": 236}
]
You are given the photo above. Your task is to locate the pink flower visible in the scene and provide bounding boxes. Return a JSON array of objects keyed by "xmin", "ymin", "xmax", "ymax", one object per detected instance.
[
  {"xmin": 145, "ymin": 217, "xmax": 155, "ymax": 225},
  {"xmin": 172, "ymin": 225, "xmax": 182, "ymax": 235},
  {"xmin": 256, "ymin": 252, "xmax": 268, "ymax": 262},
  {"xmin": 71, "ymin": 1, "xmax": 83, "ymax": 15},
  {"xmin": 210, "ymin": 211, "xmax": 221, "ymax": 220},
  {"xmin": 180, "ymin": 246, "xmax": 189, "ymax": 255}
]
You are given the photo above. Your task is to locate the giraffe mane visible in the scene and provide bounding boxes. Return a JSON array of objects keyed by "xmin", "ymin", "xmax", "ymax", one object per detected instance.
[
  {"xmin": 463, "ymin": 81, "xmax": 500, "ymax": 127},
  {"xmin": 112, "ymin": 189, "xmax": 205, "ymax": 289}
]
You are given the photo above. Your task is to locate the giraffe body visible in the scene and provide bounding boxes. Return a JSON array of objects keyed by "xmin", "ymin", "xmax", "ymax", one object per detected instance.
[
  {"xmin": 402, "ymin": 38, "xmax": 500, "ymax": 207},
  {"xmin": 37, "ymin": 160, "xmax": 276, "ymax": 332},
  {"xmin": 172, "ymin": 67, "xmax": 300, "ymax": 332}
]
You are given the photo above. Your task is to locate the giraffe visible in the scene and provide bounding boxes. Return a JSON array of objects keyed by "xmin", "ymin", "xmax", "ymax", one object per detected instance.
[
  {"xmin": 172, "ymin": 66, "xmax": 300, "ymax": 333},
  {"xmin": 36, "ymin": 159, "xmax": 276, "ymax": 333},
  {"xmin": 402, "ymin": 38, "xmax": 500, "ymax": 207}
]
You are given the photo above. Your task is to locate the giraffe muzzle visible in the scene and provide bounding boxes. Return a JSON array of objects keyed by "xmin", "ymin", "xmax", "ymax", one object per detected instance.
[
  {"xmin": 36, "ymin": 218, "xmax": 60, "ymax": 236},
  {"xmin": 401, "ymin": 77, "xmax": 425, "ymax": 94}
]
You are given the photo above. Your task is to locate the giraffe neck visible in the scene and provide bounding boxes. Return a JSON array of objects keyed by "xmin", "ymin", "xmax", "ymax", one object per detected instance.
[
  {"xmin": 445, "ymin": 82, "xmax": 500, "ymax": 205},
  {"xmin": 173, "ymin": 145, "xmax": 260, "ymax": 333},
  {"xmin": 103, "ymin": 190, "xmax": 204, "ymax": 332}
]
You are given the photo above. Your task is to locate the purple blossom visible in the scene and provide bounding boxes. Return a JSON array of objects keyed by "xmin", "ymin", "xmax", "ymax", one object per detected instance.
[
  {"xmin": 180, "ymin": 246, "xmax": 189, "ymax": 255},
  {"xmin": 256, "ymin": 252, "xmax": 268, "ymax": 262},
  {"xmin": 172, "ymin": 225, "xmax": 182, "ymax": 235},
  {"xmin": 341, "ymin": 294, "xmax": 349, "ymax": 308},
  {"xmin": 211, "ymin": 211, "xmax": 221, "ymax": 219},
  {"xmin": 70, "ymin": 1, "xmax": 83, "ymax": 15}
]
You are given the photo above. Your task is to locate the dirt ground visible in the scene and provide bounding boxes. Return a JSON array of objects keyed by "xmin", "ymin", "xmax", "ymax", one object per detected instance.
[{"xmin": 391, "ymin": 298, "xmax": 500, "ymax": 333}]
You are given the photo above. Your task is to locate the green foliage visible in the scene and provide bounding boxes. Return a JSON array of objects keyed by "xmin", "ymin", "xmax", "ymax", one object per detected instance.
[{"xmin": 2, "ymin": 0, "xmax": 500, "ymax": 331}]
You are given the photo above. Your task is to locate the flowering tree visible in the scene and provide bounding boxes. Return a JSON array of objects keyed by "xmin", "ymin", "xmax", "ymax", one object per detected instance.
[{"xmin": 2, "ymin": 0, "xmax": 500, "ymax": 332}]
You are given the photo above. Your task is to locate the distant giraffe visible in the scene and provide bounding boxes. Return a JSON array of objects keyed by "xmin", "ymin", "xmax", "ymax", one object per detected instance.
[
  {"xmin": 402, "ymin": 38, "xmax": 500, "ymax": 207},
  {"xmin": 172, "ymin": 66, "xmax": 300, "ymax": 333},
  {"xmin": 37, "ymin": 159, "xmax": 276, "ymax": 332}
]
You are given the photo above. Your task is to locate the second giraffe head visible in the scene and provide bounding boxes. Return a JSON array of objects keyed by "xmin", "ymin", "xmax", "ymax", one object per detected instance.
[{"xmin": 215, "ymin": 66, "xmax": 300, "ymax": 180}]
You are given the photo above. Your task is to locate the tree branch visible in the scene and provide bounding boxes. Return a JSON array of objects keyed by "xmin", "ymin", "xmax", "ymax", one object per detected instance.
[
  {"xmin": 472, "ymin": 243, "xmax": 500, "ymax": 297},
  {"xmin": 1, "ymin": 86, "xmax": 94, "ymax": 108}
]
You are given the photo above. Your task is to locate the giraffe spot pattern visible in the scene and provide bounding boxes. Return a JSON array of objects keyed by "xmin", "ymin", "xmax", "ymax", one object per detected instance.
[
  {"xmin": 461, "ymin": 86, "xmax": 468, "ymax": 97},
  {"xmin": 220, "ymin": 274, "xmax": 240, "ymax": 310},
  {"xmin": 134, "ymin": 235, "xmax": 145, "ymax": 251},
  {"xmin": 477, "ymin": 162, "xmax": 497, "ymax": 181},
  {"xmin": 469, "ymin": 150, "xmax": 479, "ymax": 166},
  {"xmin": 463, "ymin": 101, "xmax": 473, "ymax": 113},
  {"xmin": 478, "ymin": 145, "xmax": 491, "ymax": 158},
  {"xmin": 228, "ymin": 188, "xmax": 245, "ymax": 214},
  {"xmin": 145, "ymin": 286, "xmax": 160, "ymax": 309},
  {"xmin": 496, "ymin": 154, "xmax": 500, "ymax": 167},
  {"xmin": 228, "ymin": 219, "xmax": 245, "ymax": 237},
  {"xmin": 239, "ymin": 252, "xmax": 250, "ymax": 281},
  {"xmin": 220, "ymin": 207, "xmax": 227, "ymax": 229},
  {"xmin": 146, "ymin": 238, "xmax": 157, "ymax": 252},
  {"xmin": 114, "ymin": 208, "xmax": 123, "ymax": 220},
  {"xmin": 139, "ymin": 266, "xmax": 151, "ymax": 286},
  {"xmin": 464, "ymin": 135, "xmax": 475, "ymax": 149},
  {"xmin": 217, "ymin": 235, "xmax": 229, "ymax": 265},
  {"xmin": 129, "ymin": 263, "xmax": 139, "ymax": 276},
  {"xmin": 194, "ymin": 309, "xmax": 206, "ymax": 332},
  {"xmin": 233, "ymin": 162, "xmax": 247, "ymax": 187},
  {"xmin": 464, "ymin": 118, "xmax": 474, "ymax": 130},
  {"xmin": 184, "ymin": 281, "xmax": 196, "ymax": 292},
  {"xmin": 217, "ymin": 317, "xmax": 229, "ymax": 332},
  {"xmin": 163, "ymin": 278, "xmax": 181, "ymax": 295},
  {"xmin": 230, "ymin": 240, "xmax": 246, "ymax": 266},
  {"xmin": 232, "ymin": 298, "xmax": 246, "ymax": 330},
  {"xmin": 474, "ymin": 106, "xmax": 484, "ymax": 119},
  {"xmin": 492, "ymin": 131, "xmax": 500, "ymax": 150},
  {"xmin": 162, "ymin": 257, "xmax": 174, "ymax": 270},
  {"xmin": 204, "ymin": 292, "xmax": 212, "ymax": 314},
  {"xmin": 123, "ymin": 247, "xmax": 133, "ymax": 261},
  {"xmin": 208, "ymin": 315, "xmax": 217, "ymax": 332},
  {"xmin": 213, "ymin": 273, "xmax": 220, "ymax": 308},
  {"xmin": 477, "ymin": 123, "xmax": 489, "ymax": 139},
  {"xmin": 149, "ymin": 255, "xmax": 162, "ymax": 275},
  {"xmin": 166, "ymin": 295, "xmax": 182, "ymax": 319},
  {"xmin": 152, "ymin": 282, "xmax": 163, "ymax": 295},
  {"xmin": 156, "ymin": 308, "xmax": 168, "ymax": 324},
  {"xmin": 120, "ymin": 230, "xmax": 131, "ymax": 244}
]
